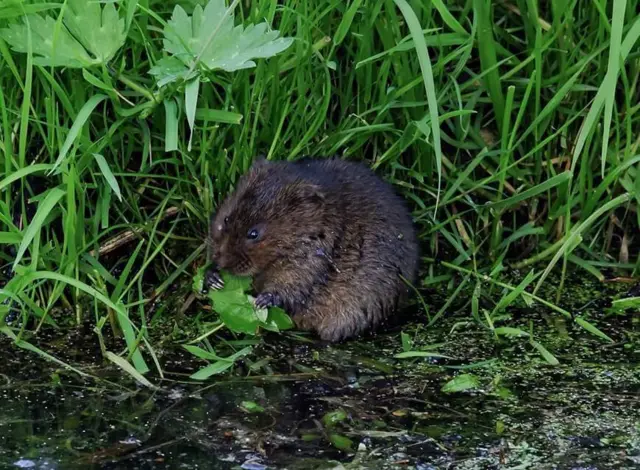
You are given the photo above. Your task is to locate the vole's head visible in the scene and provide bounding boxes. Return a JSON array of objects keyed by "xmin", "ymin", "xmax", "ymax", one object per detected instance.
[{"xmin": 208, "ymin": 158, "xmax": 326, "ymax": 276}]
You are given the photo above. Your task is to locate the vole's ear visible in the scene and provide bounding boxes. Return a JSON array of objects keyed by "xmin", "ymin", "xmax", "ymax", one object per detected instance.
[
  {"xmin": 285, "ymin": 182, "xmax": 325, "ymax": 207},
  {"xmin": 251, "ymin": 153, "xmax": 269, "ymax": 168}
]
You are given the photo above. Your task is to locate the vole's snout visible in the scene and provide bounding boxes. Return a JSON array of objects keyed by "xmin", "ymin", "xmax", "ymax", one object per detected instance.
[
  {"xmin": 211, "ymin": 241, "xmax": 228, "ymax": 265},
  {"xmin": 216, "ymin": 252, "xmax": 229, "ymax": 269}
]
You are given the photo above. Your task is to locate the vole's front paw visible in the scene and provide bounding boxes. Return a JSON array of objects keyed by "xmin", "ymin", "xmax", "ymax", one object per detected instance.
[
  {"xmin": 204, "ymin": 268, "xmax": 224, "ymax": 291},
  {"xmin": 254, "ymin": 291, "xmax": 283, "ymax": 309}
]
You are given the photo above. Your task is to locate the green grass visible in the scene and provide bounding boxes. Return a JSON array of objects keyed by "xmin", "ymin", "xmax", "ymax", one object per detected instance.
[{"xmin": 0, "ymin": 0, "xmax": 638, "ymax": 379}]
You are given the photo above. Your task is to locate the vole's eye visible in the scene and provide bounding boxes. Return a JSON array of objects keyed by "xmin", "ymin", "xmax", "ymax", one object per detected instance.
[
  {"xmin": 247, "ymin": 228, "xmax": 260, "ymax": 240},
  {"xmin": 224, "ymin": 216, "xmax": 229, "ymax": 224}
]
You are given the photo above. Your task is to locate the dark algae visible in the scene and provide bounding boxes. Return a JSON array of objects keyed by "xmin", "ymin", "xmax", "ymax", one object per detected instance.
[
  {"xmin": 1, "ymin": 275, "xmax": 639, "ymax": 469},
  {"xmin": 206, "ymin": 157, "xmax": 420, "ymax": 342}
]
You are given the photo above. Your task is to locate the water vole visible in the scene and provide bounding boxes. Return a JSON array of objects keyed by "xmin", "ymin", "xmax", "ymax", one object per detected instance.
[{"xmin": 206, "ymin": 157, "xmax": 419, "ymax": 341}]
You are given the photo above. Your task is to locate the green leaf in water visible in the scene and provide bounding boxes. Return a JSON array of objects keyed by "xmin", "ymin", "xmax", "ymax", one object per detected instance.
[
  {"xmin": 328, "ymin": 433, "xmax": 353, "ymax": 451},
  {"xmin": 192, "ymin": 265, "xmax": 207, "ymax": 293},
  {"xmin": 530, "ymin": 339, "xmax": 560, "ymax": 366},
  {"xmin": 494, "ymin": 327, "xmax": 530, "ymax": 337},
  {"xmin": 189, "ymin": 346, "xmax": 252, "ymax": 380},
  {"xmin": 441, "ymin": 373, "xmax": 480, "ymax": 393},
  {"xmin": 574, "ymin": 317, "xmax": 614, "ymax": 343},
  {"xmin": 190, "ymin": 359, "xmax": 235, "ymax": 379},
  {"xmin": 612, "ymin": 296, "xmax": 640, "ymax": 311},
  {"xmin": 240, "ymin": 401, "xmax": 265, "ymax": 413},
  {"xmin": 182, "ymin": 344, "xmax": 224, "ymax": 361},
  {"xmin": 322, "ymin": 409, "xmax": 348, "ymax": 427},
  {"xmin": 400, "ymin": 331, "xmax": 413, "ymax": 351},
  {"xmin": 394, "ymin": 351, "xmax": 452, "ymax": 359}
]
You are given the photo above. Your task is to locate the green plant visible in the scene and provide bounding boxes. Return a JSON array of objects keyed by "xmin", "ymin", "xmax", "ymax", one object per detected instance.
[{"xmin": 0, "ymin": 0, "xmax": 637, "ymax": 382}]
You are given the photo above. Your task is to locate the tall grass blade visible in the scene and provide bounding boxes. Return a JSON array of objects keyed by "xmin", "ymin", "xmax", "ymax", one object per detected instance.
[
  {"xmin": 393, "ymin": 0, "xmax": 443, "ymax": 212},
  {"xmin": 13, "ymin": 187, "xmax": 65, "ymax": 269}
]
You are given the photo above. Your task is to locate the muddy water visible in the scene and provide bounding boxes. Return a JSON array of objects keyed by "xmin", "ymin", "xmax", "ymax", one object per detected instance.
[{"xmin": 0, "ymin": 279, "xmax": 638, "ymax": 469}]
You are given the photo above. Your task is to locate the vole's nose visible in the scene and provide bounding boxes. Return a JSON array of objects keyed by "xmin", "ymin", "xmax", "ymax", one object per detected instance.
[
  {"xmin": 211, "ymin": 242, "xmax": 225, "ymax": 263},
  {"xmin": 215, "ymin": 250, "xmax": 230, "ymax": 269}
]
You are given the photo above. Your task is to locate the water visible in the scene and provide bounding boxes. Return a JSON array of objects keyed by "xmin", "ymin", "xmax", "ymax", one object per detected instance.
[{"xmin": 1, "ymin": 277, "xmax": 638, "ymax": 469}]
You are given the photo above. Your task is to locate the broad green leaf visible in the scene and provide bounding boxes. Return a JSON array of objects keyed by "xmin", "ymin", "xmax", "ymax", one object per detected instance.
[
  {"xmin": 149, "ymin": 56, "xmax": 194, "ymax": 87},
  {"xmin": 0, "ymin": 14, "xmax": 94, "ymax": 67},
  {"xmin": 197, "ymin": 269, "xmax": 291, "ymax": 334},
  {"xmin": 0, "ymin": 3, "xmax": 60, "ymax": 20},
  {"xmin": 254, "ymin": 303, "xmax": 269, "ymax": 322},
  {"xmin": 63, "ymin": 0, "xmax": 126, "ymax": 63},
  {"xmin": 265, "ymin": 306, "xmax": 294, "ymax": 331},
  {"xmin": 0, "ymin": 0, "xmax": 126, "ymax": 67},
  {"xmin": 328, "ymin": 433, "xmax": 353, "ymax": 451},
  {"xmin": 219, "ymin": 271, "xmax": 253, "ymax": 292},
  {"xmin": 441, "ymin": 373, "xmax": 480, "ymax": 393},
  {"xmin": 153, "ymin": 0, "xmax": 293, "ymax": 86},
  {"xmin": 211, "ymin": 288, "xmax": 260, "ymax": 334},
  {"xmin": 322, "ymin": 409, "xmax": 348, "ymax": 427},
  {"xmin": 240, "ymin": 401, "xmax": 265, "ymax": 413},
  {"xmin": 192, "ymin": 266, "xmax": 206, "ymax": 293},
  {"xmin": 400, "ymin": 331, "xmax": 412, "ymax": 352}
]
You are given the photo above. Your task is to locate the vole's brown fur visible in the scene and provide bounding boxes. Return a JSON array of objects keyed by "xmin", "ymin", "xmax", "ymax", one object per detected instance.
[{"xmin": 206, "ymin": 157, "xmax": 419, "ymax": 342}]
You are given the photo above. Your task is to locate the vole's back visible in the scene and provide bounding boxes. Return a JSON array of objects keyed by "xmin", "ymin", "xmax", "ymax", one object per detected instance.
[
  {"xmin": 209, "ymin": 157, "xmax": 420, "ymax": 342},
  {"xmin": 286, "ymin": 159, "xmax": 419, "ymax": 340}
]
